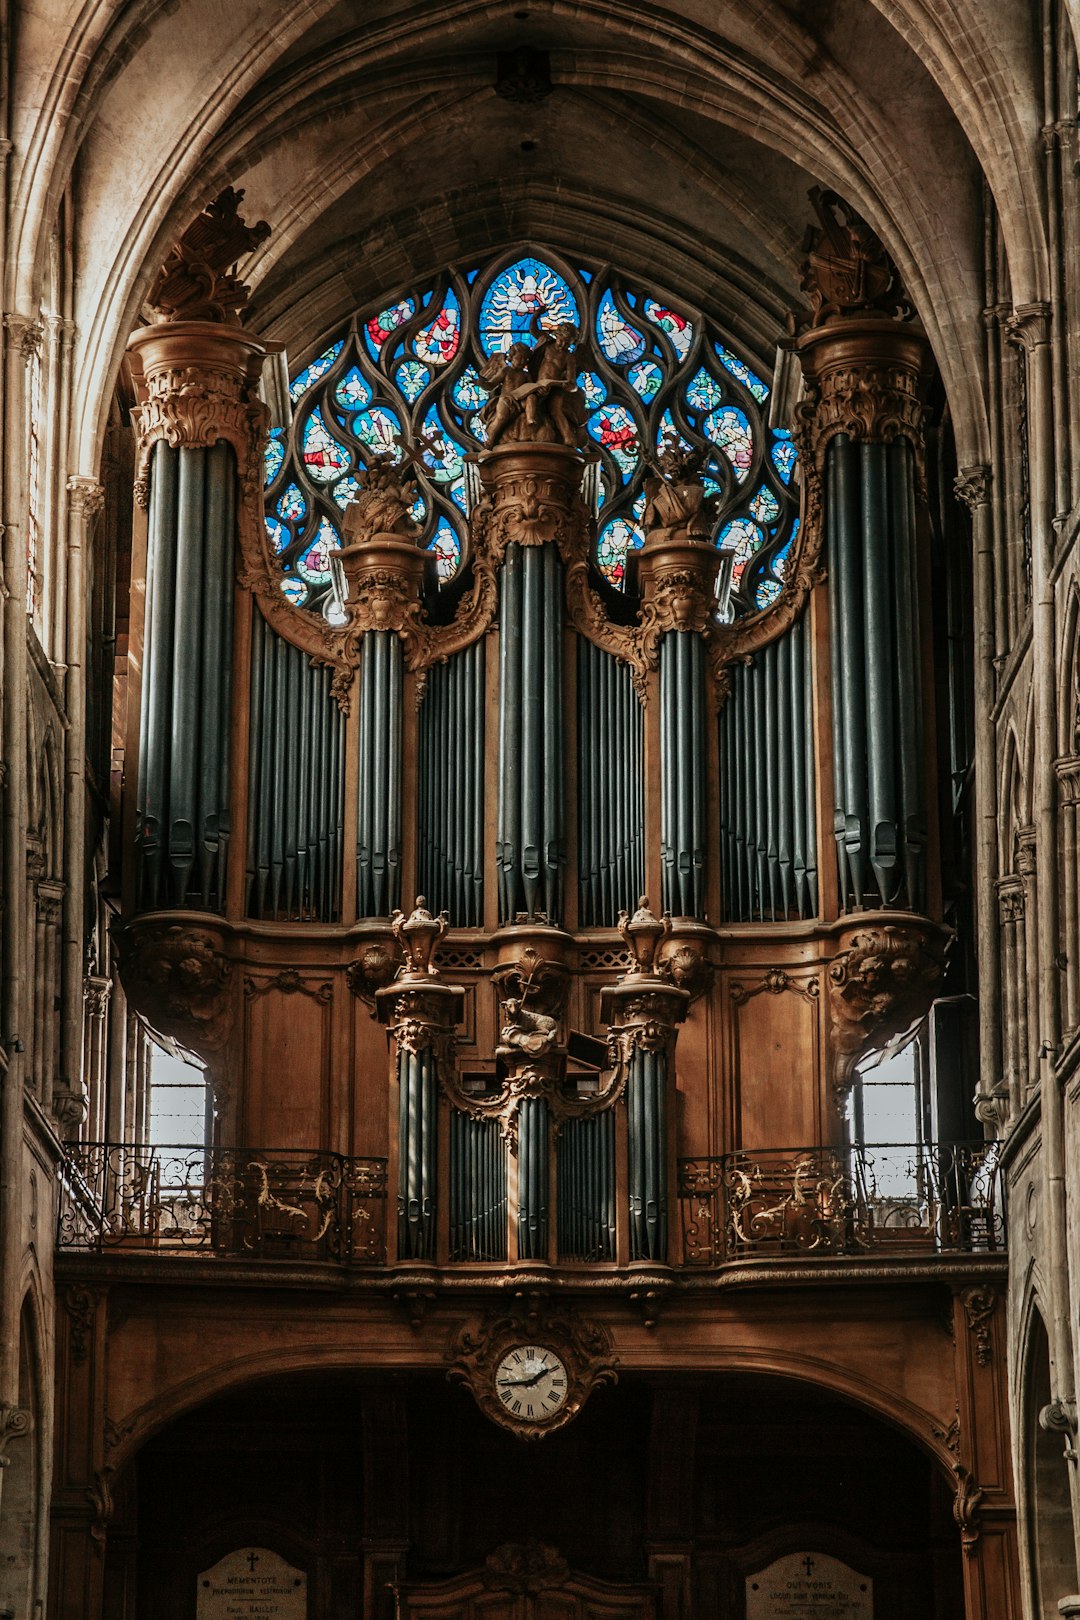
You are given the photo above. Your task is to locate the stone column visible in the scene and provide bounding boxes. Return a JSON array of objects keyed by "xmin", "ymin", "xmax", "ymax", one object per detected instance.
[
  {"xmin": 1056, "ymin": 758, "xmax": 1080, "ymax": 1038},
  {"xmin": 602, "ymin": 900, "xmax": 690, "ymax": 1264}
]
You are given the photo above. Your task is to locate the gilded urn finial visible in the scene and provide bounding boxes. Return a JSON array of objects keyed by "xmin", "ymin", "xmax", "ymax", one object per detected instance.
[
  {"xmin": 390, "ymin": 896, "xmax": 449, "ymax": 980},
  {"xmin": 617, "ymin": 896, "xmax": 672, "ymax": 977}
]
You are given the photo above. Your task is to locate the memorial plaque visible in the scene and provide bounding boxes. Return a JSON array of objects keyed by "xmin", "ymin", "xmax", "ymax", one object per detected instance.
[
  {"xmin": 746, "ymin": 1553, "xmax": 872, "ymax": 1619},
  {"xmin": 197, "ymin": 1547, "xmax": 307, "ymax": 1619}
]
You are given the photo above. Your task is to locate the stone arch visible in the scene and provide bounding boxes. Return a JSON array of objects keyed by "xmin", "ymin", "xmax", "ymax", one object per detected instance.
[
  {"xmin": 0, "ymin": 1289, "xmax": 48, "ymax": 1619},
  {"xmin": 1059, "ymin": 580, "xmax": 1080, "ymax": 759},
  {"xmin": 1020, "ymin": 1300, "xmax": 1078, "ymax": 1616}
]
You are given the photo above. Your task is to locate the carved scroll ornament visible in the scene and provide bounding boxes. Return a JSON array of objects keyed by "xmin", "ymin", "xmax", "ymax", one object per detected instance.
[
  {"xmin": 119, "ymin": 920, "xmax": 233, "ymax": 1055},
  {"xmin": 143, "ymin": 187, "xmax": 270, "ymax": 326}
]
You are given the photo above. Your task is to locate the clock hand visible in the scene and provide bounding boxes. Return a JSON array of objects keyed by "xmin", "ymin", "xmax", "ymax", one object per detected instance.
[{"xmin": 497, "ymin": 1369, "xmax": 547, "ymax": 1390}]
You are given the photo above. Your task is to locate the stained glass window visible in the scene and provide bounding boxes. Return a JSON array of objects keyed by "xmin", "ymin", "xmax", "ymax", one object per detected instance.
[{"xmin": 266, "ymin": 250, "xmax": 797, "ymax": 614}]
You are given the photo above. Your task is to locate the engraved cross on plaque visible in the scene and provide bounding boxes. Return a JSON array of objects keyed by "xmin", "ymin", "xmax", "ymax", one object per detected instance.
[
  {"xmin": 801, "ymin": 1557, "xmax": 815, "ymax": 1576},
  {"xmin": 246, "ymin": 1553, "xmax": 260, "ymax": 1573}
]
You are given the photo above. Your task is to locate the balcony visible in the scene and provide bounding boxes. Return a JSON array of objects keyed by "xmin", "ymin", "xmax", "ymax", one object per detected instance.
[{"xmin": 56, "ymin": 1140, "xmax": 1003, "ymax": 1275}]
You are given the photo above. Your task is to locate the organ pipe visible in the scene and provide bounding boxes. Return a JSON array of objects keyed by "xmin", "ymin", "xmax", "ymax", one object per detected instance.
[
  {"xmin": 719, "ymin": 618, "xmax": 818, "ymax": 921},
  {"xmin": 659, "ymin": 630, "xmax": 706, "ymax": 918},
  {"xmin": 577, "ymin": 638, "xmax": 644, "ymax": 927},
  {"xmin": 497, "ymin": 544, "xmax": 564, "ymax": 922},
  {"xmin": 135, "ymin": 441, "xmax": 235, "ymax": 911},
  {"xmin": 418, "ymin": 642, "xmax": 485, "ymax": 924},
  {"xmin": 357, "ymin": 631, "xmax": 403, "ymax": 918},
  {"xmin": 246, "ymin": 611, "xmax": 345, "ymax": 921}
]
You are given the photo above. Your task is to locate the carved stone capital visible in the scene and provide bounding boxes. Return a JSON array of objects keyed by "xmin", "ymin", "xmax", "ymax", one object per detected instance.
[
  {"xmin": 954, "ymin": 466, "xmax": 991, "ymax": 511},
  {"xmin": 120, "ymin": 920, "xmax": 233, "ymax": 1054},
  {"xmin": 1016, "ymin": 826, "xmax": 1037, "ymax": 880},
  {"xmin": 828, "ymin": 923, "xmax": 946, "ymax": 1093},
  {"xmin": 52, "ymin": 1084, "xmax": 89, "ymax": 1136},
  {"xmin": 973, "ymin": 1081, "xmax": 1010, "ymax": 1136},
  {"xmin": 4, "ymin": 312, "xmax": 44, "ymax": 358},
  {"xmin": 1056, "ymin": 756, "xmax": 1080, "ymax": 803},
  {"xmin": 67, "ymin": 476, "xmax": 106, "ymax": 519},
  {"xmin": 84, "ymin": 975, "xmax": 111, "ymax": 1019},
  {"xmin": 997, "ymin": 876, "xmax": 1025, "ymax": 924},
  {"xmin": 1005, "ymin": 301, "xmax": 1052, "ymax": 352}
]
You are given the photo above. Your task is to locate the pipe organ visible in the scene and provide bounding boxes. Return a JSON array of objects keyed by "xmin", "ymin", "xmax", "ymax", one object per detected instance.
[{"xmin": 116, "ymin": 194, "xmax": 963, "ymax": 1275}]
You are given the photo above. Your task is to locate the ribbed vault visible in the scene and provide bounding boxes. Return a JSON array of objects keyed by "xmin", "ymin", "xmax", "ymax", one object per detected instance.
[{"xmin": 5, "ymin": 0, "xmax": 1056, "ymax": 467}]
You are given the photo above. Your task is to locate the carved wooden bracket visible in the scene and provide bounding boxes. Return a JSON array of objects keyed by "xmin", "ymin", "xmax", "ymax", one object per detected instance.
[
  {"xmin": 119, "ymin": 918, "xmax": 233, "ymax": 1056},
  {"xmin": 828, "ymin": 921, "xmax": 947, "ymax": 1096}
]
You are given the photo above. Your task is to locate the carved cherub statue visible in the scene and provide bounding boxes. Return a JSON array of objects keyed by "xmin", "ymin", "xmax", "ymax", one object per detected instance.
[
  {"xmin": 641, "ymin": 436, "xmax": 716, "ymax": 546},
  {"xmin": 477, "ymin": 310, "xmax": 586, "ymax": 449},
  {"xmin": 342, "ymin": 453, "xmax": 422, "ymax": 546}
]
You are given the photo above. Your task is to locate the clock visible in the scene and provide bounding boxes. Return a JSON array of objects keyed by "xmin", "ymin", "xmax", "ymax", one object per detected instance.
[{"xmin": 494, "ymin": 1345, "xmax": 568, "ymax": 1425}]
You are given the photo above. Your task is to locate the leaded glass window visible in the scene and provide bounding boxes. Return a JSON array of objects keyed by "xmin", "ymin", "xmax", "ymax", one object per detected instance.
[{"xmin": 266, "ymin": 249, "xmax": 797, "ymax": 616}]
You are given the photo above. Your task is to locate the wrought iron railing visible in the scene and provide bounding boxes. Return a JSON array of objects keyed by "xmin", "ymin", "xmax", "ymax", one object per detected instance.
[
  {"xmin": 678, "ymin": 1142, "xmax": 1004, "ymax": 1265},
  {"xmin": 57, "ymin": 1144, "xmax": 387, "ymax": 1262}
]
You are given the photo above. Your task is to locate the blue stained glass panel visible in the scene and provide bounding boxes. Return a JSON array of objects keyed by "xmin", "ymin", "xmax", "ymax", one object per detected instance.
[
  {"xmin": 643, "ymin": 299, "xmax": 694, "ymax": 358},
  {"xmin": 704, "ymin": 406, "xmax": 754, "ymax": 482},
  {"xmin": 265, "ymin": 516, "xmax": 288, "ymax": 553},
  {"xmin": 289, "ymin": 343, "xmax": 343, "ymax": 404},
  {"xmin": 279, "ymin": 576, "xmax": 307, "ymax": 605},
  {"xmin": 301, "ymin": 407, "xmax": 350, "ymax": 483},
  {"xmin": 334, "ymin": 367, "xmax": 373, "ymax": 409},
  {"xmin": 597, "ymin": 515, "xmax": 644, "ymax": 588},
  {"xmin": 396, "ymin": 361, "xmax": 430, "ymax": 403},
  {"xmin": 577, "ymin": 371, "xmax": 607, "ymax": 408},
  {"xmin": 685, "ymin": 368, "xmax": 724, "ymax": 412},
  {"xmin": 331, "ymin": 475, "xmax": 360, "ymax": 510},
  {"xmin": 749, "ymin": 484, "xmax": 781, "ymax": 523},
  {"xmin": 297, "ymin": 518, "xmax": 340, "ymax": 584},
  {"xmin": 453, "ymin": 367, "xmax": 486, "ymax": 411},
  {"xmin": 277, "ymin": 483, "xmax": 306, "ymax": 523},
  {"xmin": 588, "ymin": 403, "xmax": 638, "ymax": 479},
  {"xmin": 429, "ymin": 517, "xmax": 461, "ymax": 580},
  {"xmin": 478, "ymin": 257, "xmax": 579, "ymax": 355},
  {"xmin": 718, "ymin": 517, "xmax": 765, "ymax": 588},
  {"xmin": 364, "ymin": 298, "xmax": 416, "ymax": 361},
  {"xmin": 756, "ymin": 579, "xmax": 782, "ymax": 608},
  {"xmin": 420, "ymin": 409, "xmax": 464, "ymax": 483},
  {"xmin": 596, "ymin": 290, "xmax": 646, "ymax": 364},
  {"xmin": 628, "ymin": 360, "xmax": 662, "ymax": 400},
  {"xmin": 413, "ymin": 288, "xmax": 461, "ymax": 366},
  {"xmin": 353, "ymin": 406, "xmax": 404, "ymax": 459},
  {"xmin": 656, "ymin": 410, "xmax": 694, "ymax": 457},
  {"xmin": 714, "ymin": 343, "xmax": 769, "ymax": 401},
  {"xmin": 770, "ymin": 430, "xmax": 797, "ymax": 485},
  {"xmin": 264, "ymin": 435, "xmax": 285, "ymax": 486}
]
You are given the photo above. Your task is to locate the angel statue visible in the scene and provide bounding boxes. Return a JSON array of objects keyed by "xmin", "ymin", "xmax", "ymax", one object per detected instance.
[
  {"xmin": 342, "ymin": 453, "xmax": 422, "ymax": 546},
  {"xmin": 478, "ymin": 308, "xmax": 587, "ymax": 449},
  {"xmin": 641, "ymin": 436, "xmax": 717, "ymax": 546}
]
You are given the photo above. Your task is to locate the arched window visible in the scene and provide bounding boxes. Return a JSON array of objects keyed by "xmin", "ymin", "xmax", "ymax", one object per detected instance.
[{"xmin": 265, "ymin": 249, "xmax": 797, "ymax": 616}]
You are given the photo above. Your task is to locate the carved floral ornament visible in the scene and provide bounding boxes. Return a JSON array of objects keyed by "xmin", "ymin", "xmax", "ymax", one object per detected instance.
[
  {"xmin": 827, "ymin": 923, "xmax": 947, "ymax": 1095},
  {"xmin": 119, "ymin": 920, "xmax": 233, "ymax": 1055}
]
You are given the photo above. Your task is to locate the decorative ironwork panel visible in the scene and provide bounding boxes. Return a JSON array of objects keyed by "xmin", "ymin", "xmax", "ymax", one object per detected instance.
[{"xmin": 57, "ymin": 1144, "xmax": 386, "ymax": 1263}]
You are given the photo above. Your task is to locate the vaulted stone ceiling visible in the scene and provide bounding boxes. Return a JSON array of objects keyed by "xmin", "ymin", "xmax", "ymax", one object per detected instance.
[{"xmin": 8, "ymin": 0, "xmax": 1043, "ymax": 462}]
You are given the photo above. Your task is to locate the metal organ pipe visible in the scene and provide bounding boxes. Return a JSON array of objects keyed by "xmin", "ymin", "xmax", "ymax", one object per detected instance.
[
  {"xmin": 577, "ymin": 638, "xmax": 644, "ymax": 927},
  {"xmin": 135, "ymin": 441, "xmax": 234, "ymax": 912},
  {"xmin": 245, "ymin": 611, "xmax": 345, "ymax": 921},
  {"xmin": 497, "ymin": 543, "xmax": 564, "ymax": 923},
  {"xmin": 827, "ymin": 431, "xmax": 927, "ymax": 911},
  {"xmin": 660, "ymin": 631, "xmax": 706, "ymax": 917},
  {"xmin": 417, "ymin": 642, "xmax": 485, "ymax": 924},
  {"xmin": 357, "ymin": 630, "xmax": 403, "ymax": 918},
  {"xmin": 718, "ymin": 619, "xmax": 818, "ymax": 922}
]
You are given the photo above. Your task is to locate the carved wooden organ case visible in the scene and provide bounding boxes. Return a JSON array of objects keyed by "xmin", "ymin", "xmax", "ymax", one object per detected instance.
[{"xmin": 116, "ymin": 196, "xmax": 954, "ymax": 1275}]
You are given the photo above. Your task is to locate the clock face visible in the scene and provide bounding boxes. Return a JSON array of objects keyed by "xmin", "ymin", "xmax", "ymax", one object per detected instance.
[{"xmin": 494, "ymin": 1345, "xmax": 568, "ymax": 1424}]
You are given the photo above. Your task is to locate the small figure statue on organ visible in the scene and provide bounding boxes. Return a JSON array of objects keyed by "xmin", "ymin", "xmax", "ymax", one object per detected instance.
[
  {"xmin": 478, "ymin": 308, "xmax": 588, "ymax": 449},
  {"xmin": 641, "ymin": 436, "xmax": 717, "ymax": 546},
  {"xmin": 341, "ymin": 452, "xmax": 422, "ymax": 546}
]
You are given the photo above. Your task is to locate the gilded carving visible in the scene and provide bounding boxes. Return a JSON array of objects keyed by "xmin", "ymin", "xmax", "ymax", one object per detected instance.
[
  {"xmin": 375, "ymin": 901, "xmax": 463, "ymax": 1065},
  {"xmin": 243, "ymin": 970, "xmax": 333, "ymax": 1004},
  {"xmin": 603, "ymin": 899, "xmax": 691, "ymax": 1067},
  {"xmin": 120, "ymin": 922, "xmax": 233, "ymax": 1053},
  {"xmin": 447, "ymin": 1294, "xmax": 616, "ymax": 1441},
  {"xmin": 730, "ymin": 967, "xmax": 819, "ymax": 1005},
  {"xmin": 801, "ymin": 188, "xmax": 911, "ymax": 325},
  {"xmin": 828, "ymin": 925, "xmax": 946, "ymax": 1093},
  {"xmin": 346, "ymin": 939, "xmax": 402, "ymax": 1007},
  {"xmin": 478, "ymin": 314, "xmax": 586, "ymax": 449}
]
